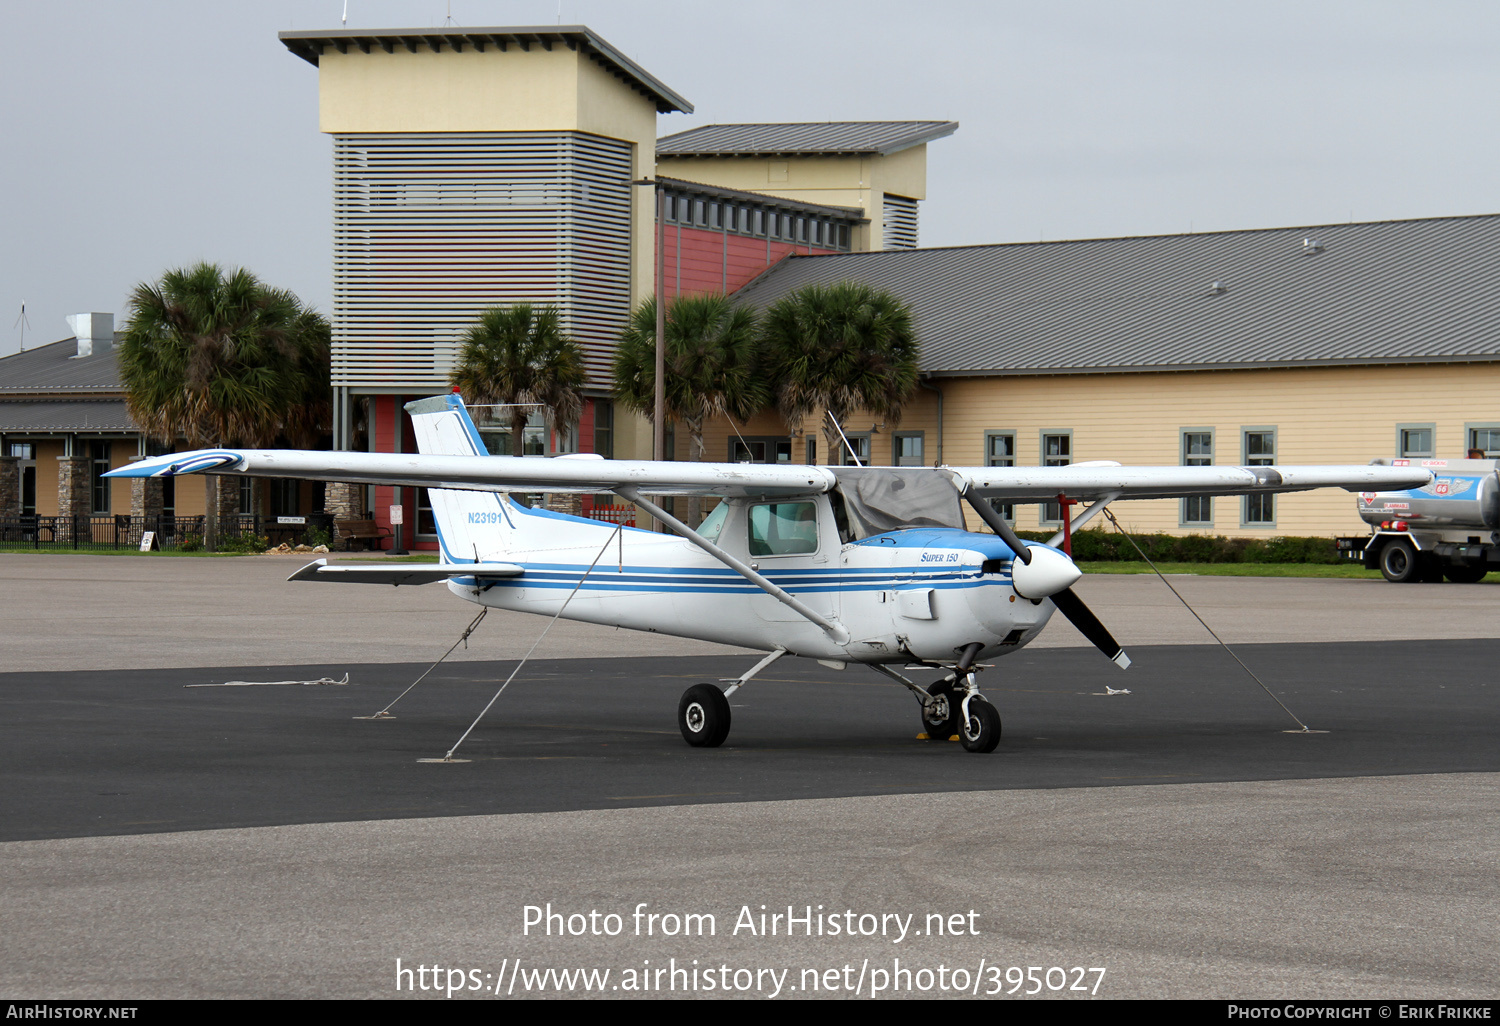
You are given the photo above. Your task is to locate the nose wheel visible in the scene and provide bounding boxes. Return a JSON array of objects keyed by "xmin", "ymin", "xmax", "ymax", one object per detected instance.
[{"xmin": 958, "ymin": 694, "xmax": 1001, "ymax": 753}]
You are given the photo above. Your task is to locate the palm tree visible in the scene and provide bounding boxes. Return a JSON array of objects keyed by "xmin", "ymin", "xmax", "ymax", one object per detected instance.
[
  {"xmin": 118, "ymin": 262, "xmax": 331, "ymax": 547},
  {"xmin": 450, "ymin": 305, "xmax": 586, "ymax": 459},
  {"xmin": 760, "ymin": 281, "xmax": 919, "ymax": 465},
  {"xmin": 614, "ymin": 294, "xmax": 765, "ymax": 524}
]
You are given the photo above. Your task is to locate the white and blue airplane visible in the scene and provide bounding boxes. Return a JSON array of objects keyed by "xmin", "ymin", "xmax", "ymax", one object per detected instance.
[{"xmin": 108, "ymin": 393, "xmax": 1431, "ymax": 753}]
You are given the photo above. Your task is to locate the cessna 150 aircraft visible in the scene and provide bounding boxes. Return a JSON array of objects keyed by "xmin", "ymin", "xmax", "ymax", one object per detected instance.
[{"xmin": 109, "ymin": 393, "xmax": 1430, "ymax": 754}]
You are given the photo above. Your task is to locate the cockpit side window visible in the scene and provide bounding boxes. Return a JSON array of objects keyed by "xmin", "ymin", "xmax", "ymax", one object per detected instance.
[
  {"xmin": 696, "ymin": 500, "xmax": 730, "ymax": 543},
  {"xmin": 748, "ymin": 501, "xmax": 819, "ymax": 556}
]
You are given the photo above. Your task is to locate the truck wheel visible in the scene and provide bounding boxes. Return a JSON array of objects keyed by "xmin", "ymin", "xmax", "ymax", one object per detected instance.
[
  {"xmin": 1380, "ymin": 539, "xmax": 1422, "ymax": 583},
  {"xmin": 1443, "ymin": 565, "xmax": 1488, "ymax": 584}
]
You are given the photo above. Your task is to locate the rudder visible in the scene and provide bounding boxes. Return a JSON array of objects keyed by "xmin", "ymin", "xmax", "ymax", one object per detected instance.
[{"xmin": 404, "ymin": 393, "xmax": 513, "ymax": 562}]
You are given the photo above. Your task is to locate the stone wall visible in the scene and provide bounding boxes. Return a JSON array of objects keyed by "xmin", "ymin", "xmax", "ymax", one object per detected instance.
[
  {"xmin": 323, "ymin": 480, "xmax": 365, "ymax": 520},
  {"xmin": 128, "ymin": 461, "xmax": 164, "ymax": 522},
  {"xmin": 0, "ymin": 456, "xmax": 18, "ymax": 518},
  {"xmin": 56, "ymin": 457, "xmax": 91, "ymax": 519}
]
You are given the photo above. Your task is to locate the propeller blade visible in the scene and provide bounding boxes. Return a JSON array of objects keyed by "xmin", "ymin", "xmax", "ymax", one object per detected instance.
[
  {"xmin": 965, "ymin": 492, "xmax": 1031, "ymax": 564},
  {"xmin": 1050, "ymin": 587, "xmax": 1131, "ymax": 669}
]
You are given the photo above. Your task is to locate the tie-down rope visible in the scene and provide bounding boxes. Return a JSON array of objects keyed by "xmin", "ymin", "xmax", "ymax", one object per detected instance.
[
  {"xmin": 1101, "ymin": 508, "xmax": 1317, "ymax": 733},
  {"xmin": 430, "ymin": 523, "xmax": 623, "ymax": 763},
  {"xmin": 354, "ymin": 607, "xmax": 490, "ymax": 720}
]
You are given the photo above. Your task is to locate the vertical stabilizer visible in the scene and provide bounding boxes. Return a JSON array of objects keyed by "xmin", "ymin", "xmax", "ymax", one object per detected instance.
[{"xmin": 404, "ymin": 393, "xmax": 514, "ymax": 563}]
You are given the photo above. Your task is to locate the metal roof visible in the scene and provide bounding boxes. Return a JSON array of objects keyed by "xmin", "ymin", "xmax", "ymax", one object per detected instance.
[
  {"xmin": 279, "ymin": 26, "xmax": 692, "ymax": 114},
  {"xmin": 656, "ymin": 177, "xmax": 866, "ymax": 220},
  {"xmin": 657, "ymin": 121, "xmax": 958, "ymax": 158},
  {"xmin": 0, "ymin": 400, "xmax": 134, "ymax": 434},
  {"xmin": 730, "ymin": 213, "xmax": 1500, "ymax": 377},
  {"xmin": 0, "ymin": 338, "xmax": 123, "ymax": 393}
]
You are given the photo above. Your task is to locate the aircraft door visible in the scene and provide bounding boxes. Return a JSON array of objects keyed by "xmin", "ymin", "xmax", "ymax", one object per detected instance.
[{"xmin": 745, "ymin": 498, "xmax": 839, "ymax": 623}]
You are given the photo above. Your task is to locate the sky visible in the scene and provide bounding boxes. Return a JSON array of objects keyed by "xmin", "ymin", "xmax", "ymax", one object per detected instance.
[{"xmin": 3, "ymin": 0, "xmax": 1497, "ymax": 356}]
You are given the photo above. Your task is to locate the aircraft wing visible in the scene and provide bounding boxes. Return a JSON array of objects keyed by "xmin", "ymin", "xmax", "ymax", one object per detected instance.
[
  {"xmin": 949, "ymin": 462, "xmax": 1433, "ymax": 502},
  {"xmin": 106, "ymin": 449, "xmax": 839, "ymax": 498},
  {"xmin": 108, "ymin": 450, "xmax": 1432, "ymax": 502},
  {"xmin": 287, "ymin": 559, "xmax": 524, "ymax": 586}
]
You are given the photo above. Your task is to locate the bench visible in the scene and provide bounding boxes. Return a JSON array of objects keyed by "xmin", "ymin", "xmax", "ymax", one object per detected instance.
[{"xmin": 335, "ymin": 518, "xmax": 393, "ymax": 551}]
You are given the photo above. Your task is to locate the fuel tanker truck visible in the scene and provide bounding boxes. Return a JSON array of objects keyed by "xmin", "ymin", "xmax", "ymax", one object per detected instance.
[{"xmin": 1340, "ymin": 458, "xmax": 1500, "ymax": 583}]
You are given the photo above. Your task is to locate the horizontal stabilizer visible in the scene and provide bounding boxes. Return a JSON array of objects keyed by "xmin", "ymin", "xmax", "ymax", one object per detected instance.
[{"xmin": 287, "ymin": 559, "xmax": 523, "ymax": 586}]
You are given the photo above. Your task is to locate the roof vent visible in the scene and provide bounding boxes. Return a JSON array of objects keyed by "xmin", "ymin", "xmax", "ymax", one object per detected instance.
[
  {"xmin": 66, "ymin": 312, "xmax": 114, "ymax": 359},
  {"xmin": 1207, "ymin": 281, "xmax": 1229, "ymax": 296},
  {"xmin": 1303, "ymin": 238, "xmax": 1325, "ymax": 254}
]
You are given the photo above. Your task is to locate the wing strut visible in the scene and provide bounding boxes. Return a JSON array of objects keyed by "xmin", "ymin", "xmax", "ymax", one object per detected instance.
[
  {"xmin": 1044, "ymin": 492, "xmax": 1120, "ymax": 549},
  {"xmin": 616, "ymin": 486, "xmax": 852, "ymax": 646}
]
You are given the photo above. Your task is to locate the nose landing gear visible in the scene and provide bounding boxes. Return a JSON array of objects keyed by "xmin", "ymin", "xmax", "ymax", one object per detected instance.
[{"xmin": 874, "ymin": 642, "xmax": 1004, "ymax": 753}]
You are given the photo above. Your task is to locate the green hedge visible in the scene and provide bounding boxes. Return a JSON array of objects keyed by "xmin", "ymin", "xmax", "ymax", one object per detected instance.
[{"xmin": 1013, "ymin": 528, "xmax": 1344, "ymax": 564}]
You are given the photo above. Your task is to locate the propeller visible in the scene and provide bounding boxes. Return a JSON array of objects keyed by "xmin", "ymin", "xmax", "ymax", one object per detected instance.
[
  {"xmin": 964, "ymin": 492, "xmax": 1131, "ymax": 670},
  {"xmin": 1049, "ymin": 588, "xmax": 1131, "ymax": 669}
]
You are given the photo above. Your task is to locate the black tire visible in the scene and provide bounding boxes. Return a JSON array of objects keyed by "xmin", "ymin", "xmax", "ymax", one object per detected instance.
[
  {"xmin": 959, "ymin": 696, "xmax": 1002, "ymax": 753},
  {"xmin": 678, "ymin": 683, "xmax": 731, "ymax": 748},
  {"xmin": 920, "ymin": 691, "xmax": 957, "ymax": 740},
  {"xmin": 1379, "ymin": 538, "xmax": 1422, "ymax": 583},
  {"xmin": 1444, "ymin": 565, "xmax": 1488, "ymax": 584}
]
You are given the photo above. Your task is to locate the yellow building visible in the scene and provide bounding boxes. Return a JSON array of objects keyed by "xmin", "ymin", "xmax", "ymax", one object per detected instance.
[
  {"xmin": 656, "ymin": 121, "xmax": 957, "ymax": 252},
  {"xmin": 718, "ymin": 213, "xmax": 1500, "ymax": 539}
]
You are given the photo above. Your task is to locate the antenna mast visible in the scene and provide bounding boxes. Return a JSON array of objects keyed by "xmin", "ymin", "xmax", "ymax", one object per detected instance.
[{"xmin": 13, "ymin": 303, "xmax": 29, "ymax": 352}]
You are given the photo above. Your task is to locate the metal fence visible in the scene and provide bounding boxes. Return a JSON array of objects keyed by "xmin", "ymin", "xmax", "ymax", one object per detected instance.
[
  {"xmin": 582, "ymin": 506, "xmax": 637, "ymax": 527},
  {"xmin": 0, "ymin": 513, "xmax": 336, "ymax": 552}
]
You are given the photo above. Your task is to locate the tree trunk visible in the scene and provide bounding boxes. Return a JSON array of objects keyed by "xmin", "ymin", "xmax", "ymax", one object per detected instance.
[
  {"xmin": 686, "ymin": 418, "xmax": 705, "ymax": 527},
  {"xmin": 204, "ymin": 475, "xmax": 218, "ymax": 551},
  {"xmin": 510, "ymin": 411, "xmax": 527, "ymax": 458},
  {"xmin": 510, "ymin": 411, "xmax": 530, "ymax": 507}
]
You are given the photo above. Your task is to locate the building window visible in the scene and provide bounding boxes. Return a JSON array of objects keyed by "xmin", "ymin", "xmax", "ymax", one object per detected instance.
[
  {"xmin": 480, "ymin": 410, "xmax": 547, "ymax": 456},
  {"xmin": 842, "ymin": 434, "xmax": 871, "ymax": 466},
  {"xmin": 270, "ymin": 479, "xmax": 300, "ymax": 518},
  {"xmin": 730, "ymin": 437, "xmax": 792, "ymax": 464},
  {"xmin": 1182, "ymin": 429, "xmax": 1213, "ymax": 526},
  {"xmin": 593, "ymin": 401, "xmax": 614, "ymax": 459},
  {"xmin": 1041, "ymin": 431, "xmax": 1071, "ymax": 523},
  {"xmin": 1398, "ymin": 425, "xmax": 1434, "ymax": 458},
  {"xmin": 894, "ymin": 432, "xmax": 924, "ymax": 467},
  {"xmin": 12, "ymin": 442, "xmax": 36, "ymax": 516},
  {"xmin": 238, "ymin": 478, "xmax": 254, "ymax": 516},
  {"xmin": 1243, "ymin": 429, "xmax": 1276, "ymax": 526},
  {"xmin": 985, "ymin": 431, "xmax": 1016, "ymax": 522},
  {"xmin": 805, "ymin": 437, "xmax": 817, "ymax": 464},
  {"xmin": 1466, "ymin": 425, "xmax": 1500, "ymax": 457},
  {"xmin": 89, "ymin": 441, "xmax": 111, "ymax": 514},
  {"xmin": 416, "ymin": 488, "xmax": 435, "ymax": 536}
]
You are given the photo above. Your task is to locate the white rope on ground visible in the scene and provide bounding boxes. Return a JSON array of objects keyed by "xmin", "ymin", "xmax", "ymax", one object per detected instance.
[
  {"xmin": 429, "ymin": 523, "xmax": 623, "ymax": 763},
  {"xmin": 188, "ymin": 673, "xmax": 351, "ymax": 688},
  {"xmin": 355, "ymin": 607, "xmax": 489, "ymax": 720},
  {"xmin": 1101, "ymin": 508, "xmax": 1320, "ymax": 733}
]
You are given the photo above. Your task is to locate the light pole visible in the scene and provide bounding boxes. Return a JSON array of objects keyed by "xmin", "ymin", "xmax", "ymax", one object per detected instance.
[{"xmin": 630, "ymin": 178, "xmax": 666, "ymax": 462}]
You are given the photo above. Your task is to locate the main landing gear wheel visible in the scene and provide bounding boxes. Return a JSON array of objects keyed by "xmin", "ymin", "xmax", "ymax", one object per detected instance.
[
  {"xmin": 1380, "ymin": 538, "xmax": 1422, "ymax": 583},
  {"xmin": 679, "ymin": 683, "xmax": 731, "ymax": 748},
  {"xmin": 959, "ymin": 697, "xmax": 1001, "ymax": 754},
  {"xmin": 920, "ymin": 691, "xmax": 957, "ymax": 740}
]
